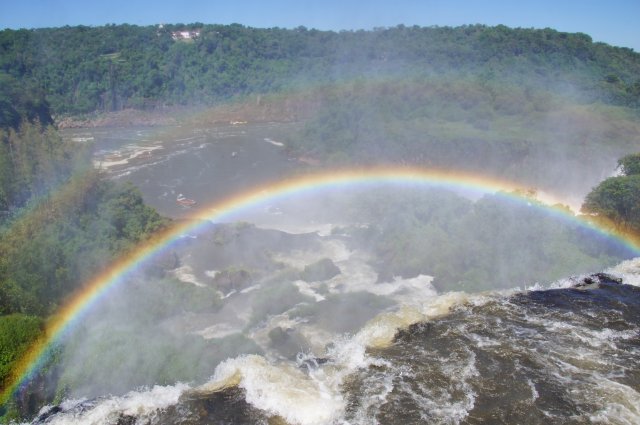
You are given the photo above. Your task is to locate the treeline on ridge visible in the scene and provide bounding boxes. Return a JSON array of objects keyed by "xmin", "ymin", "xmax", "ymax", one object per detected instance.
[
  {"xmin": 280, "ymin": 78, "xmax": 640, "ymax": 199},
  {"xmin": 1, "ymin": 23, "xmax": 639, "ymax": 115}
]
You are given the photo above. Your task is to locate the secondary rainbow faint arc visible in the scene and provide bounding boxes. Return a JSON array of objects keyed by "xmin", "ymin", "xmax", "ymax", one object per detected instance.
[{"xmin": 3, "ymin": 166, "xmax": 639, "ymax": 405}]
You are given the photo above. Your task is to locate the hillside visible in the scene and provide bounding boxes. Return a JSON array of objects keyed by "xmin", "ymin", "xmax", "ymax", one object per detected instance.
[{"xmin": 0, "ymin": 24, "xmax": 639, "ymax": 115}]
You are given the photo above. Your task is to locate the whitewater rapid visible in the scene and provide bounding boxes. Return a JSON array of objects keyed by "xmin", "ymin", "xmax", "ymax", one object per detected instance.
[{"xmin": 30, "ymin": 254, "xmax": 640, "ymax": 425}]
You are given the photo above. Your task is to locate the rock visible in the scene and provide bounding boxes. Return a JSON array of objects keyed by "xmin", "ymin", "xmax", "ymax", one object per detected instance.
[
  {"xmin": 574, "ymin": 272, "xmax": 622, "ymax": 288},
  {"xmin": 268, "ymin": 327, "xmax": 310, "ymax": 359},
  {"xmin": 300, "ymin": 258, "xmax": 340, "ymax": 282},
  {"xmin": 212, "ymin": 268, "xmax": 253, "ymax": 294}
]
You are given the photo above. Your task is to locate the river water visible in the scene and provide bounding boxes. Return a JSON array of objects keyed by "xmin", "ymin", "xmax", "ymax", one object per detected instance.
[
  {"xmin": 28, "ymin": 123, "xmax": 640, "ymax": 424},
  {"xmin": 62, "ymin": 122, "xmax": 303, "ymax": 218}
]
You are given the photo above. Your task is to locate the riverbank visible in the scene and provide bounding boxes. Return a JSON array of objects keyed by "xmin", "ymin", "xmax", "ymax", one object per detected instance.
[
  {"xmin": 55, "ymin": 108, "xmax": 183, "ymax": 129},
  {"xmin": 53, "ymin": 92, "xmax": 323, "ymax": 129}
]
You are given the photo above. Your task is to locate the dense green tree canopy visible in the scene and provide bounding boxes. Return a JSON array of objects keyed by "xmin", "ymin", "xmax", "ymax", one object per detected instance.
[
  {"xmin": 582, "ymin": 153, "xmax": 640, "ymax": 232},
  {"xmin": 618, "ymin": 153, "xmax": 640, "ymax": 176},
  {"xmin": 0, "ymin": 24, "xmax": 639, "ymax": 115},
  {"xmin": 0, "ymin": 73, "xmax": 52, "ymax": 129},
  {"xmin": 0, "ymin": 71, "xmax": 168, "ymax": 399},
  {"xmin": 343, "ymin": 189, "xmax": 628, "ymax": 291}
]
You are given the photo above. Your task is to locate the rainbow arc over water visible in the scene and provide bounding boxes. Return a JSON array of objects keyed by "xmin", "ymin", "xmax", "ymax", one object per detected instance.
[{"xmin": 3, "ymin": 166, "xmax": 639, "ymax": 405}]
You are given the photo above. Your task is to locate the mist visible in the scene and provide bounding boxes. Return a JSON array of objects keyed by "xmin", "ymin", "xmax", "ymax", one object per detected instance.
[
  {"xmin": 3, "ymin": 22, "xmax": 640, "ymax": 424},
  {"xmin": 44, "ymin": 181, "xmax": 635, "ymax": 401}
]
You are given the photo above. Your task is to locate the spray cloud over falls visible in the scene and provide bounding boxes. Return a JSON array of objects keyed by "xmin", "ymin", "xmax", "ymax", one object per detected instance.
[{"xmin": 2, "ymin": 21, "xmax": 640, "ymax": 425}]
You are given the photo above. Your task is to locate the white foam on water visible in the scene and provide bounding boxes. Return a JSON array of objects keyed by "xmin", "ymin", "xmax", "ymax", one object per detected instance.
[
  {"xmin": 323, "ymin": 249, "xmax": 378, "ymax": 295},
  {"xmin": 370, "ymin": 274, "xmax": 437, "ymax": 303},
  {"xmin": 356, "ymin": 291, "xmax": 481, "ymax": 349},
  {"xmin": 200, "ymin": 355, "xmax": 344, "ymax": 425},
  {"xmin": 42, "ymin": 384, "xmax": 189, "ymax": 425},
  {"xmin": 170, "ymin": 264, "xmax": 206, "ymax": 287},
  {"xmin": 192, "ymin": 322, "xmax": 242, "ymax": 340},
  {"xmin": 587, "ymin": 376, "xmax": 640, "ymax": 424},
  {"xmin": 526, "ymin": 378, "xmax": 539, "ymax": 401},
  {"xmin": 294, "ymin": 280, "xmax": 326, "ymax": 302},
  {"xmin": 399, "ymin": 349, "xmax": 478, "ymax": 424},
  {"xmin": 239, "ymin": 283, "xmax": 261, "ymax": 294},
  {"xmin": 346, "ymin": 366, "xmax": 397, "ymax": 424},
  {"xmin": 191, "ymin": 287, "xmax": 470, "ymax": 425},
  {"xmin": 607, "ymin": 257, "xmax": 640, "ymax": 287},
  {"xmin": 272, "ymin": 239, "xmax": 352, "ymax": 269},
  {"xmin": 542, "ymin": 256, "xmax": 640, "ymax": 290},
  {"xmin": 93, "ymin": 145, "xmax": 163, "ymax": 170},
  {"xmin": 264, "ymin": 137, "xmax": 285, "ymax": 147},
  {"xmin": 205, "ymin": 270, "xmax": 219, "ymax": 279}
]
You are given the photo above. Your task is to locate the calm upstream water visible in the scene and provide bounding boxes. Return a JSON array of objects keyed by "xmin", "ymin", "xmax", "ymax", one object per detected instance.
[
  {"xmin": 29, "ymin": 123, "xmax": 640, "ymax": 424},
  {"xmin": 62, "ymin": 122, "xmax": 303, "ymax": 218}
]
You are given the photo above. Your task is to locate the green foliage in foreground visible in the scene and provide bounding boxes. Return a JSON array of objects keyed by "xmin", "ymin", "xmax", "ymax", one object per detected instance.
[
  {"xmin": 0, "ymin": 315, "xmax": 43, "ymax": 387},
  {"xmin": 0, "ymin": 122, "xmax": 83, "ymax": 213},
  {"xmin": 618, "ymin": 153, "xmax": 640, "ymax": 176},
  {"xmin": 0, "ymin": 173, "xmax": 168, "ymax": 316},
  {"xmin": 0, "ymin": 173, "xmax": 169, "ymax": 418},
  {"xmin": 0, "ymin": 96, "xmax": 169, "ymax": 411}
]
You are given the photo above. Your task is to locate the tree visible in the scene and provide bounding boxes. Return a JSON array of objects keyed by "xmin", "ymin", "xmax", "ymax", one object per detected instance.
[
  {"xmin": 618, "ymin": 153, "xmax": 640, "ymax": 176},
  {"xmin": 581, "ymin": 156, "xmax": 640, "ymax": 232},
  {"xmin": 0, "ymin": 314, "xmax": 43, "ymax": 386}
]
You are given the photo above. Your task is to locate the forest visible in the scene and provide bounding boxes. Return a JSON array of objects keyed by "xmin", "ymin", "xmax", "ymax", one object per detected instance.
[
  {"xmin": 3, "ymin": 23, "xmax": 638, "ymax": 194},
  {"xmin": 0, "ymin": 24, "xmax": 639, "ymax": 115},
  {"xmin": 0, "ymin": 82, "xmax": 168, "ymax": 412}
]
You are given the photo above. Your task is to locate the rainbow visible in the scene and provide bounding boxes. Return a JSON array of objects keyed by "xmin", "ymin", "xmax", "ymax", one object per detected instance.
[{"xmin": 3, "ymin": 166, "xmax": 639, "ymax": 405}]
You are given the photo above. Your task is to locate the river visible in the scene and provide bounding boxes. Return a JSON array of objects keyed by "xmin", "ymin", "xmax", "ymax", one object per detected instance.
[
  {"xmin": 62, "ymin": 122, "xmax": 304, "ymax": 218},
  {"xmin": 27, "ymin": 123, "xmax": 640, "ymax": 424}
]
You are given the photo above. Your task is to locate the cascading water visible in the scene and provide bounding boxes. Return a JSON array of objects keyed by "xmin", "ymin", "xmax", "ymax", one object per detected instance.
[
  {"xmin": 30, "ymin": 263, "xmax": 640, "ymax": 425},
  {"xmin": 18, "ymin": 124, "xmax": 640, "ymax": 425}
]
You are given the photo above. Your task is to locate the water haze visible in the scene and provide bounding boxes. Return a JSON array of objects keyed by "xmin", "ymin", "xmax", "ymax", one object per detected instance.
[{"xmin": 28, "ymin": 121, "xmax": 640, "ymax": 424}]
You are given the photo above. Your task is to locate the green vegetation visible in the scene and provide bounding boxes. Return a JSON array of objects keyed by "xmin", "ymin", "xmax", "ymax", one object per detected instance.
[
  {"xmin": 618, "ymin": 153, "xmax": 640, "ymax": 176},
  {"xmin": 0, "ymin": 175, "xmax": 168, "ymax": 316},
  {"xmin": 284, "ymin": 78, "xmax": 640, "ymax": 194},
  {"xmin": 582, "ymin": 153, "xmax": 640, "ymax": 233},
  {"xmin": 2, "ymin": 22, "xmax": 639, "ymax": 196},
  {"xmin": 0, "ymin": 72, "xmax": 73, "ymax": 212},
  {"xmin": 0, "ymin": 79, "xmax": 169, "ymax": 414},
  {"xmin": 53, "ymin": 276, "xmax": 232, "ymax": 399},
  {"xmin": 0, "ymin": 24, "xmax": 639, "ymax": 116},
  {"xmin": 1, "ymin": 21, "xmax": 640, "ymax": 421},
  {"xmin": 0, "ymin": 315, "xmax": 43, "ymax": 387},
  {"xmin": 340, "ymin": 188, "xmax": 630, "ymax": 291}
]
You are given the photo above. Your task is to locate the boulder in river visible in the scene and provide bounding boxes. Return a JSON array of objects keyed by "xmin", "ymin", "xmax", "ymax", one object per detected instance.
[{"xmin": 300, "ymin": 258, "xmax": 340, "ymax": 282}]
